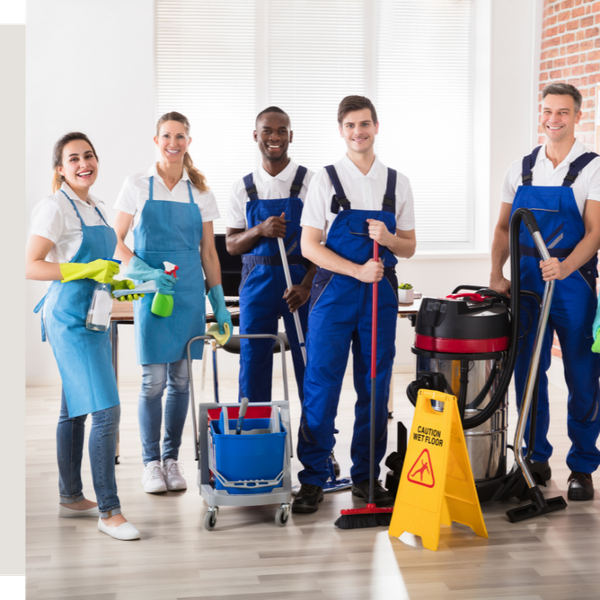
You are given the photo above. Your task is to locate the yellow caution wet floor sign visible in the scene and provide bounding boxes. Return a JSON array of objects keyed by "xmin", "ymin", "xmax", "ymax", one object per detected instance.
[{"xmin": 389, "ymin": 389, "xmax": 488, "ymax": 551}]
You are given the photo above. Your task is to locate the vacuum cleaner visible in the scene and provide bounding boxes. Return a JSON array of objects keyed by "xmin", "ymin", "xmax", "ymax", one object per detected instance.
[{"xmin": 386, "ymin": 207, "xmax": 567, "ymax": 522}]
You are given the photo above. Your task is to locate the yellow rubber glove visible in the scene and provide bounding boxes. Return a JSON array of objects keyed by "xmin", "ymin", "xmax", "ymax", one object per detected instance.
[
  {"xmin": 59, "ymin": 259, "xmax": 120, "ymax": 284},
  {"xmin": 111, "ymin": 279, "xmax": 145, "ymax": 302}
]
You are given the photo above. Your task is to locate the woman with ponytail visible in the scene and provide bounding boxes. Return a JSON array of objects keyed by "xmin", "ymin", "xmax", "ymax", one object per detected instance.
[
  {"xmin": 113, "ymin": 112, "xmax": 232, "ymax": 494},
  {"xmin": 26, "ymin": 132, "xmax": 140, "ymax": 540}
]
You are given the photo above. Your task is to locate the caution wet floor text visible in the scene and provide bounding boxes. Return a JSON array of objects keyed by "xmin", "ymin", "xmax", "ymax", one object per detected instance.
[{"xmin": 389, "ymin": 389, "xmax": 488, "ymax": 551}]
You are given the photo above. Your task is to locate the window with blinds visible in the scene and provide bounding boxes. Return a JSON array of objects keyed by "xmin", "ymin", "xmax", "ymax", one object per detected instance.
[{"xmin": 156, "ymin": 0, "xmax": 476, "ymax": 247}]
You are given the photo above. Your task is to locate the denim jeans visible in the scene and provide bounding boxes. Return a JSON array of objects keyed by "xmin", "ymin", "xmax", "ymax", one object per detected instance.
[
  {"xmin": 57, "ymin": 389, "xmax": 121, "ymax": 518},
  {"xmin": 138, "ymin": 359, "xmax": 190, "ymax": 465}
]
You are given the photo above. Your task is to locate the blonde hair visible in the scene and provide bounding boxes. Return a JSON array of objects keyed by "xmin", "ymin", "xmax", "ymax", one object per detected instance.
[
  {"xmin": 156, "ymin": 112, "xmax": 209, "ymax": 193},
  {"xmin": 51, "ymin": 132, "xmax": 99, "ymax": 193}
]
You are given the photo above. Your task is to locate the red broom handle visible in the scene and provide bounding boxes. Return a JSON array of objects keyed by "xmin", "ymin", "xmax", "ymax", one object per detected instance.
[{"xmin": 371, "ymin": 240, "xmax": 379, "ymax": 378}]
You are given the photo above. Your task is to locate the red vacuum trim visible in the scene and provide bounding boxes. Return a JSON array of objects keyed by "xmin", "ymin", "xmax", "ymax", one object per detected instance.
[{"xmin": 415, "ymin": 334, "xmax": 509, "ymax": 353}]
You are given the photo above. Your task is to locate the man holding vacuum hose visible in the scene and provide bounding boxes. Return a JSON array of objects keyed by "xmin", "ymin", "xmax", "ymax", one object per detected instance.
[
  {"xmin": 226, "ymin": 107, "xmax": 316, "ymax": 405},
  {"xmin": 490, "ymin": 83, "xmax": 600, "ymax": 501},
  {"xmin": 293, "ymin": 96, "xmax": 416, "ymax": 513}
]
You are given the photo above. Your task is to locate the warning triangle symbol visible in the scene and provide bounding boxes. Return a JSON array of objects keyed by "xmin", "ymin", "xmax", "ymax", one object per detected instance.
[{"xmin": 407, "ymin": 448, "xmax": 435, "ymax": 488}]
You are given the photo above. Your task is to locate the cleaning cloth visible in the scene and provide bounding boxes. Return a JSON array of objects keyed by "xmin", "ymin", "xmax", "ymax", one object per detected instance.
[{"xmin": 206, "ymin": 322, "xmax": 231, "ymax": 346}]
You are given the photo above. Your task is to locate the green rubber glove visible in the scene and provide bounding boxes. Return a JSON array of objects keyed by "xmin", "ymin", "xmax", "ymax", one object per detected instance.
[
  {"xmin": 592, "ymin": 329, "xmax": 600, "ymax": 353},
  {"xmin": 111, "ymin": 279, "xmax": 145, "ymax": 302},
  {"xmin": 207, "ymin": 284, "xmax": 233, "ymax": 343},
  {"xmin": 60, "ymin": 259, "xmax": 120, "ymax": 284}
]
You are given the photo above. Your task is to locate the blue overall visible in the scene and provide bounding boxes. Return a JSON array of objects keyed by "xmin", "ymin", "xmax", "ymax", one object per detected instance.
[
  {"xmin": 297, "ymin": 166, "xmax": 399, "ymax": 487},
  {"xmin": 512, "ymin": 146, "xmax": 600, "ymax": 474},
  {"xmin": 239, "ymin": 167, "xmax": 310, "ymax": 403},
  {"xmin": 34, "ymin": 190, "xmax": 120, "ymax": 418},
  {"xmin": 132, "ymin": 176, "xmax": 205, "ymax": 365}
]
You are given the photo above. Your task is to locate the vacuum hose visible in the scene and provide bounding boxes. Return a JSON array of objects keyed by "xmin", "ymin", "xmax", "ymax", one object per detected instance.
[{"xmin": 460, "ymin": 208, "xmax": 540, "ymax": 430}]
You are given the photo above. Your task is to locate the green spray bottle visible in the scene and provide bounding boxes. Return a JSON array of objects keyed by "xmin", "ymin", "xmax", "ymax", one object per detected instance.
[{"xmin": 150, "ymin": 261, "xmax": 179, "ymax": 317}]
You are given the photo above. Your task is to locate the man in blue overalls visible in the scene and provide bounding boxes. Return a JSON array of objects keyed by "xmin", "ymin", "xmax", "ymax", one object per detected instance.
[
  {"xmin": 490, "ymin": 83, "xmax": 600, "ymax": 501},
  {"xmin": 226, "ymin": 107, "xmax": 316, "ymax": 406},
  {"xmin": 293, "ymin": 96, "xmax": 417, "ymax": 513}
]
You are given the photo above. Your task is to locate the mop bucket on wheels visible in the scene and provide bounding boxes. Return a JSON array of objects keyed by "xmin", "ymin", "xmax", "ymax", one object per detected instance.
[{"xmin": 186, "ymin": 334, "xmax": 293, "ymax": 531}]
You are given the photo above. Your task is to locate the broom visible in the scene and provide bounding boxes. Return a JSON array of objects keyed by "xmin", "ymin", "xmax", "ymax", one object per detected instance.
[{"xmin": 334, "ymin": 240, "xmax": 394, "ymax": 529}]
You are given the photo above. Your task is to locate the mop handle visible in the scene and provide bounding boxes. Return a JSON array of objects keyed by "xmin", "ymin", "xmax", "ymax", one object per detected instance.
[
  {"xmin": 277, "ymin": 236, "xmax": 307, "ymax": 366},
  {"xmin": 369, "ymin": 240, "xmax": 379, "ymax": 506},
  {"xmin": 371, "ymin": 241, "xmax": 379, "ymax": 378}
]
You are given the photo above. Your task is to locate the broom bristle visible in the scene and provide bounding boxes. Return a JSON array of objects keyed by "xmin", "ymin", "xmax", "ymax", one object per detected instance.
[{"xmin": 334, "ymin": 512, "xmax": 392, "ymax": 529}]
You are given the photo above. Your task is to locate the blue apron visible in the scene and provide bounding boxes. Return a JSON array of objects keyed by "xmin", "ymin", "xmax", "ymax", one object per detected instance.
[
  {"xmin": 239, "ymin": 166, "xmax": 309, "ymax": 403},
  {"xmin": 511, "ymin": 146, "xmax": 600, "ymax": 473},
  {"xmin": 297, "ymin": 165, "xmax": 399, "ymax": 487},
  {"xmin": 132, "ymin": 176, "xmax": 205, "ymax": 365},
  {"xmin": 33, "ymin": 189, "xmax": 120, "ymax": 418}
]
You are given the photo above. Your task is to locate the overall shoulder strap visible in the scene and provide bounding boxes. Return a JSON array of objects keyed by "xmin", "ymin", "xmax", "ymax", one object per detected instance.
[
  {"xmin": 383, "ymin": 168, "xmax": 397, "ymax": 213},
  {"xmin": 521, "ymin": 145, "xmax": 543, "ymax": 186},
  {"xmin": 186, "ymin": 180, "xmax": 196, "ymax": 204},
  {"xmin": 243, "ymin": 173, "xmax": 259, "ymax": 201},
  {"xmin": 149, "ymin": 175, "xmax": 154, "ymax": 200},
  {"xmin": 325, "ymin": 165, "xmax": 351, "ymax": 214},
  {"xmin": 562, "ymin": 152, "xmax": 599, "ymax": 187},
  {"xmin": 59, "ymin": 189, "xmax": 85, "ymax": 224},
  {"xmin": 289, "ymin": 165, "xmax": 308, "ymax": 198}
]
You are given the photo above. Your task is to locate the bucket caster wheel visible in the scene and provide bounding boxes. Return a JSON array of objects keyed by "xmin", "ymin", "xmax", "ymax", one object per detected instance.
[
  {"xmin": 275, "ymin": 503, "xmax": 290, "ymax": 527},
  {"xmin": 204, "ymin": 507, "xmax": 218, "ymax": 531}
]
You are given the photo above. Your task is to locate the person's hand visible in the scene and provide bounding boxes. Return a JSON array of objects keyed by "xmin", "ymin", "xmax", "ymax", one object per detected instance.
[
  {"xmin": 124, "ymin": 256, "xmax": 176, "ymax": 294},
  {"xmin": 366, "ymin": 219, "xmax": 394, "ymax": 247},
  {"xmin": 489, "ymin": 273, "xmax": 511, "ymax": 297},
  {"xmin": 539, "ymin": 257, "xmax": 569, "ymax": 281},
  {"xmin": 283, "ymin": 283, "xmax": 311, "ymax": 312},
  {"xmin": 111, "ymin": 279, "xmax": 145, "ymax": 302},
  {"xmin": 60, "ymin": 259, "xmax": 120, "ymax": 284},
  {"xmin": 258, "ymin": 212, "xmax": 287, "ymax": 238},
  {"xmin": 207, "ymin": 284, "xmax": 233, "ymax": 343},
  {"xmin": 355, "ymin": 258, "xmax": 384, "ymax": 283}
]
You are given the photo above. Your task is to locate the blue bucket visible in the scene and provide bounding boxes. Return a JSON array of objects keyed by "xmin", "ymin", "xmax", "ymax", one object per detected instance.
[{"xmin": 210, "ymin": 417, "xmax": 286, "ymax": 494}]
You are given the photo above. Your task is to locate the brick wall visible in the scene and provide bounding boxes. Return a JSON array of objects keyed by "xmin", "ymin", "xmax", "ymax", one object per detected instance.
[{"xmin": 539, "ymin": 0, "xmax": 599, "ymax": 359}]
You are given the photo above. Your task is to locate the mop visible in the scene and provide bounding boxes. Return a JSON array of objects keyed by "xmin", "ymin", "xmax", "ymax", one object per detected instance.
[
  {"xmin": 277, "ymin": 237, "xmax": 352, "ymax": 494},
  {"xmin": 334, "ymin": 240, "xmax": 394, "ymax": 528}
]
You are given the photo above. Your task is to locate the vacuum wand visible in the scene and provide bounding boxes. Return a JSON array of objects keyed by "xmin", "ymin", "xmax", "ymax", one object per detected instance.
[
  {"xmin": 277, "ymin": 236, "xmax": 307, "ymax": 366},
  {"xmin": 514, "ymin": 226, "xmax": 554, "ymax": 489}
]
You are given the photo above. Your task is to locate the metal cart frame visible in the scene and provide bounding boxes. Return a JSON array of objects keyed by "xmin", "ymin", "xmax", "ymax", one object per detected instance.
[{"xmin": 186, "ymin": 334, "xmax": 293, "ymax": 530}]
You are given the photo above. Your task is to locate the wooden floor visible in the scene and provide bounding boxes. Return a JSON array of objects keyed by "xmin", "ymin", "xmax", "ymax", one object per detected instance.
[{"xmin": 26, "ymin": 365, "xmax": 600, "ymax": 600}]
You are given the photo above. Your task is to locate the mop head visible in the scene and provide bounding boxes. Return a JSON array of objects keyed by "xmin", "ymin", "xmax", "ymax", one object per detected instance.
[{"xmin": 334, "ymin": 505, "xmax": 393, "ymax": 529}]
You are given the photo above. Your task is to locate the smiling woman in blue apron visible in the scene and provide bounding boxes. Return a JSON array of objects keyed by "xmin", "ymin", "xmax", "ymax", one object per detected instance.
[
  {"xmin": 26, "ymin": 132, "xmax": 141, "ymax": 541},
  {"xmin": 113, "ymin": 112, "xmax": 232, "ymax": 494}
]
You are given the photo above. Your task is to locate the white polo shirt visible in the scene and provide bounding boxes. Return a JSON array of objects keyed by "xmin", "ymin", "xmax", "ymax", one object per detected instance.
[
  {"xmin": 226, "ymin": 159, "xmax": 314, "ymax": 230},
  {"xmin": 114, "ymin": 163, "xmax": 220, "ymax": 229},
  {"xmin": 30, "ymin": 183, "xmax": 111, "ymax": 265},
  {"xmin": 301, "ymin": 155, "xmax": 415, "ymax": 240},
  {"xmin": 502, "ymin": 139, "xmax": 600, "ymax": 215}
]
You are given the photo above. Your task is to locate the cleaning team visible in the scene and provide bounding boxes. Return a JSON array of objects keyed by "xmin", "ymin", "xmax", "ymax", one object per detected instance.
[{"xmin": 26, "ymin": 85, "xmax": 600, "ymax": 540}]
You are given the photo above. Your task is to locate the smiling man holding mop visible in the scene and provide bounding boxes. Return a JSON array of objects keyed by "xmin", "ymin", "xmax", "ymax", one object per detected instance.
[
  {"xmin": 293, "ymin": 96, "xmax": 416, "ymax": 514},
  {"xmin": 226, "ymin": 107, "xmax": 316, "ymax": 406}
]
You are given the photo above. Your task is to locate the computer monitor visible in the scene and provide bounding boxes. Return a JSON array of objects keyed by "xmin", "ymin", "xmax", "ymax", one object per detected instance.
[{"xmin": 214, "ymin": 233, "xmax": 243, "ymax": 298}]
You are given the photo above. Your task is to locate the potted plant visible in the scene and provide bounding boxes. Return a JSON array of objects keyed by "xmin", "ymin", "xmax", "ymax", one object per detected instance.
[{"xmin": 398, "ymin": 283, "xmax": 414, "ymax": 304}]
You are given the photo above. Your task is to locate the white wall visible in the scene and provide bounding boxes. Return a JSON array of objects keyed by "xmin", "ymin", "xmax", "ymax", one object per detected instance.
[
  {"xmin": 25, "ymin": 0, "xmax": 542, "ymax": 383},
  {"xmin": 26, "ymin": 0, "xmax": 155, "ymax": 382}
]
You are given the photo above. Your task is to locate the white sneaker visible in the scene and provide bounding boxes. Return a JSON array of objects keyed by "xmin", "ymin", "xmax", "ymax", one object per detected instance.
[
  {"xmin": 98, "ymin": 517, "xmax": 140, "ymax": 541},
  {"xmin": 142, "ymin": 460, "xmax": 167, "ymax": 493},
  {"xmin": 163, "ymin": 458, "xmax": 187, "ymax": 491}
]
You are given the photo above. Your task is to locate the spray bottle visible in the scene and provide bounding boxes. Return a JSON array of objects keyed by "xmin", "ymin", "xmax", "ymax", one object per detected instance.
[
  {"xmin": 86, "ymin": 258, "xmax": 121, "ymax": 332},
  {"xmin": 151, "ymin": 261, "xmax": 179, "ymax": 317}
]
